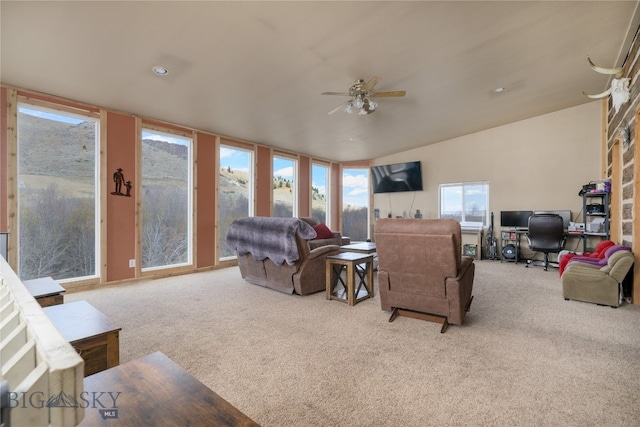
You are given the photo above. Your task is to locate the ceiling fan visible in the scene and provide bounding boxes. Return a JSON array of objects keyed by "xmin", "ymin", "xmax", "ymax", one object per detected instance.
[{"xmin": 322, "ymin": 76, "xmax": 406, "ymax": 115}]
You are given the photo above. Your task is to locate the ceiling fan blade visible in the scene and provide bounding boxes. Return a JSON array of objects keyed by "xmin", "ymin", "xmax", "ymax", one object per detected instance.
[
  {"xmin": 362, "ymin": 76, "xmax": 381, "ymax": 92},
  {"xmin": 328, "ymin": 100, "xmax": 349, "ymax": 115},
  {"xmin": 321, "ymin": 91, "xmax": 350, "ymax": 96},
  {"xmin": 372, "ymin": 90, "xmax": 406, "ymax": 98}
]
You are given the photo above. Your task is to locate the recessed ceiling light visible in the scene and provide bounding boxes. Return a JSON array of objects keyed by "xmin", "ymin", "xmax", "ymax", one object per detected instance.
[
  {"xmin": 493, "ymin": 86, "xmax": 507, "ymax": 93},
  {"xmin": 152, "ymin": 66, "xmax": 169, "ymax": 76}
]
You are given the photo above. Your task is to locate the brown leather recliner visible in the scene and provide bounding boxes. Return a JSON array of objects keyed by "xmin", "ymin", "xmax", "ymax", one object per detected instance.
[
  {"xmin": 227, "ymin": 217, "xmax": 340, "ymax": 295},
  {"xmin": 298, "ymin": 217, "xmax": 349, "ymax": 250},
  {"xmin": 375, "ymin": 218, "xmax": 475, "ymax": 332}
]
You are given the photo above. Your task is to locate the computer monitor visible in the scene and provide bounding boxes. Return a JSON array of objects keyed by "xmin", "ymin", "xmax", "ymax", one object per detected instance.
[
  {"xmin": 500, "ymin": 211, "xmax": 533, "ymax": 229},
  {"xmin": 534, "ymin": 210, "xmax": 572, "ymax": 229}
]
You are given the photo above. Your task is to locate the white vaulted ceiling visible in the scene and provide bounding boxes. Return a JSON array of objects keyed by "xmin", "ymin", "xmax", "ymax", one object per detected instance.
[{"xmin": 1, "ymin": 1, "xmax": 639, "ymax": 161}]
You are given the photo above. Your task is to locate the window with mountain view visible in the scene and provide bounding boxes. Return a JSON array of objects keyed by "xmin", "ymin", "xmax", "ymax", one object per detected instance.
[
  {"xmin": 342, "ymin": 168, "xmax": 370, "ymax": 241},
  {"xmin": 273, "ymin": 156, "xmax": 297, "ymax": 217},
  {"xmin": 219, "ymin": 145, "xmax": 253, "ymax": 259},
  {"xmin": 17, "ymin": 103, "xmax": 99, "ymax": 281},
  {"xmin": 311, "ymin": 163, "xmax": 329, "ymax": 223},
  {"xmin": 439, "ymin": 181, "xmax": 489, "ymax": 227},
  {"xmin": 141, "ymin": 129, "xmax": 192, "ymax": 270}
]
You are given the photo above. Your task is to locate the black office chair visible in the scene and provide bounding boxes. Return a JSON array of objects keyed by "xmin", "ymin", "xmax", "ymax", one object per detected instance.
[{"xmin": 526, "ymin": 214, "xmax": 566, "ymax": 271}]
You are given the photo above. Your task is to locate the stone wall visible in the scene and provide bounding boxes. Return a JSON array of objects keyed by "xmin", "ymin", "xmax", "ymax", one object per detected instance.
[
  {"xmin": 606, "ymin": 27, "xmax": 640, "ymax": 247},
  {"xmin": 605, "ymin": 25, "xmax": 640, "ymax": 302}
]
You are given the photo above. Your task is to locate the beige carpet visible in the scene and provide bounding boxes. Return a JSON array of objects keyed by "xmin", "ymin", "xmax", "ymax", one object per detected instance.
[{"xmin": 67, "ymin": 260, "xmax": 640, "ymax": 426}]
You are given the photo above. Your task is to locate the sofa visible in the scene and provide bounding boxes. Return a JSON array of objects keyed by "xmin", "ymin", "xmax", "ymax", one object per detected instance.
[
  {"xmin": 561, "ymin": 244, "xmax": 634, "ymax": 307},
  {"xmin": 226, "ymin": 216, "xmax": 340, "ymax": 295},
  {"xmin": 374, "ymin": 218, "xmax": 475, "ymax": 330},
  {"xmin": 298, "ymin": 217, "xmax": 348, "ymax": 250}
]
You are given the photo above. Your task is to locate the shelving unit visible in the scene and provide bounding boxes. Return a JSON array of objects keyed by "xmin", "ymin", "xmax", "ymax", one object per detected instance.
[
  {"xmin": 582, "ymin": 192, "xmax": 610, "ymax": 252},
  {"xmin": 500, "ymin": 229, "xmax": 527, "ymax": 263}
]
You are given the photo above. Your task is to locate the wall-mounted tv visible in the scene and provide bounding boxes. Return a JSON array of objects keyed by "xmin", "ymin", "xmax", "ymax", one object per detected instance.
[
  {"xmin": 500, "ymin": 210, "xmax": 533, "ymax": 229},
  {"xmin": 371, "ymin": 161, "xmax": 423, "ymax": 194}
]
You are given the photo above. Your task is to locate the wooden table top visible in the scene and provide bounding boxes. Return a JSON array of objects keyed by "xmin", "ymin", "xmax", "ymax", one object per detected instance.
[
  {"xmin": 340, "ymin": 242, "xmax": 377, "ymax": 253},
  {"xmin": 327, "ymin": 252, "xmax": 374, "ymax": 262},
  {"xmin": 79, "ymin": 351, "xmax": 260, "ymax": 427},
  {"xmin": 22, "ymin": 276, "xmax": 66, "ymax": 298},
  {"xmin": 43, "ymin": 300, "xmax": 121, "ymax": 343}
]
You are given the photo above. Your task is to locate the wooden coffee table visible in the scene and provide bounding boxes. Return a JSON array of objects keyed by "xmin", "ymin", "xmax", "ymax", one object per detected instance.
[
  {"xmin": 44, "ymin": 300, "xmax": 121, "ymax": 377},
  {"xmin": 22, "ymin": 276, "xmax": 65, "ymax": 307},
  {"xmin": 79, "ymin": 351, "xmax": 259, "ymax": 426}
]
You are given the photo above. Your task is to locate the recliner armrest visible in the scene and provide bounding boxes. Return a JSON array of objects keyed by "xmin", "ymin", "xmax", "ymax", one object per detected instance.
[
  {"xmin": 456, "ymin": 256, "xmax": 474, "ymax": 280},
  {"xmin": 307, "ymin": 244, "xmax": 341, "ymax": 260},
  {"xmin": 564, "ymin": 263, "xmax": 606, "ymax": 275}
]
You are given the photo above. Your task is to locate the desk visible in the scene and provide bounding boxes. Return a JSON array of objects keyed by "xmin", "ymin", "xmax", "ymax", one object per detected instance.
[
  {"xmin": 44, "ymin": 300, "xmax": 121, "ymax": 377},
  {"xmin": 23, "ymin": 276, "xmax": 65, "ymax": 307},
  {"xmin": 79, "ymin": 351, "xmax": 259, "ymax": 426}
]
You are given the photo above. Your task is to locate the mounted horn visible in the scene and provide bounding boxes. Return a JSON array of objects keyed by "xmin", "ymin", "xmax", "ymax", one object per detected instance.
[
  {"xmin": 584, "ymin": 55, "xmax": 629, "ymax": 113},
  {"xmin": 583, "ymin": 88, "xmax": 611, "ymax": 99},
  {"xmin": 587, "ymin": 56, "xmax": 623, "ymax": 77}
]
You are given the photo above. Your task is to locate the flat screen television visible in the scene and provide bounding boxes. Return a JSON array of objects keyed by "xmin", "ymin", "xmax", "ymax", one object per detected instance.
[
  {"xmin": 500, "ymin": 210, "xmax": 533, "ymax": 229},
  {"xmin": 371, "ymin": 161, "xmax": 423, "ymax": 194},
  {"xmin": 534, "ymin": 210, "xmax": 572, "ymax": 230}
]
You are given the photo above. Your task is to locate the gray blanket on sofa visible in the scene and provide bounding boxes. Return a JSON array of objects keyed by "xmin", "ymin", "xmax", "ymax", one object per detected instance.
[{"xmin": 225, "ymin": 217, "xmax": 317, "ymax": 265}]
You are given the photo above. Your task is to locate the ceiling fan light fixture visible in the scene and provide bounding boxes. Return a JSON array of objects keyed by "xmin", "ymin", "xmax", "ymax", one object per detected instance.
[
  {"xmin": 345, "ymin": 103, "xmax": 353, "ymax": 114},
  {"xmin": 323, "ymin": 76, "xmax": 406, "ymax": 115}
]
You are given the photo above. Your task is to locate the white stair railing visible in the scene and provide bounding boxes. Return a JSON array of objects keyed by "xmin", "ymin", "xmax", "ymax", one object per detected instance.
[{"xmin": 0, "ymin": 257, "xmax": 84, "ymax": 427}]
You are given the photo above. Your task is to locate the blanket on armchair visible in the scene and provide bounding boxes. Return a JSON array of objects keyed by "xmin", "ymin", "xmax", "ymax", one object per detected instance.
[{"xmin": 225, "ymin": 217, "xmax": 317, "ymax": 265}]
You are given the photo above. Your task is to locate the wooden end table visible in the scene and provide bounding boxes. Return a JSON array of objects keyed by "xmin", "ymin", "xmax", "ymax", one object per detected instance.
[
  {"xmin": 326, "ymin": 252, "xmax": 374, "ymax": 305},
  {"xmin": 79, "ymin": 351, "xmax": 259, "ymax": 426},
  {"xmin": 44, "ymin": 300, "xmax": 121, "ymax": 377},
  {"xmin": 22, "ymin": 276, "xmax": 65, "ymax": 307}
]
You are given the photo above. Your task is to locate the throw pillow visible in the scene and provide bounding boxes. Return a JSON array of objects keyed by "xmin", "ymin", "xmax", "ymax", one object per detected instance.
[{"xmin": 312, "ymin": 223, "xmax": 334, "ymax": 240}]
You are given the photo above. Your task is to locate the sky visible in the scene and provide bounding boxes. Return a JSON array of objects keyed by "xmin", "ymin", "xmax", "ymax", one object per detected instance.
[
  {"xmin": 19, "ymin": 105, "xmax": 87, "ymax": 125},
  {"xmin": 342, "ymin": 168, "xmax": 369, "ymax": 207},
  {"xmin": 440, "ymin": 184, "xmax": 488, "ymax": 215}
]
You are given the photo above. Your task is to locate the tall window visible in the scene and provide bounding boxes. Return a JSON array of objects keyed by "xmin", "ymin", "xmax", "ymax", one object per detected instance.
[
  {"xmin": 17, "ymin": 103, "xmax": 99, "ymax": 281},
  {"xmin": 219, "ymin": 145, "xmax": 253, "ymax": 259},
  {"xmin": 141, "ymin": 129, "xmax": 192, "ymax": 270},
  {"xmin": 342, "ymin": 168, "xmax": 370, "ymax": 241},
  {"xmin": 273, "ymin": 156, "xmax": 297, "ymax": 217},
  {"xmin": 439, "ymin": 181, "xmax": 489, "ymax": 227},
  {"xmin": 311, "ymin": 163, "xmax": 330, "ymax": 223}
]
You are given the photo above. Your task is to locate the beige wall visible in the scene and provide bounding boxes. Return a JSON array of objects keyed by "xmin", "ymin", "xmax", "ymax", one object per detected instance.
[{"xmin": 373, "ymin": 101, "xmax": 603, "ymax": 247}]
